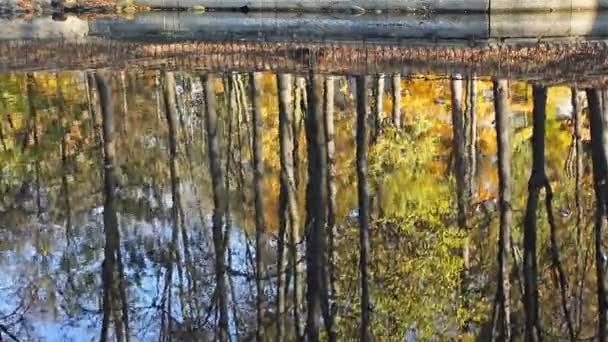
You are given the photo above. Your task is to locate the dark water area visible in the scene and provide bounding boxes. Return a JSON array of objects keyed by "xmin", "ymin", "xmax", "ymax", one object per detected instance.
[{"xmin": 0, "ymin": 13, "xmax": 607, "ymax": 342}]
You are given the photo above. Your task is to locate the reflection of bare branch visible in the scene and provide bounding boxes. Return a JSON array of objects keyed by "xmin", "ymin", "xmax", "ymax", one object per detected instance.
[
  {"xmin": 540, "ymin": 327, "xmax": 596, "ymax": 342},
  {"xmin": 576, "ymin": 225, "xmax": 593, "ymax": 337},
  {"xmin": 544, "ymin": 182, "xmax": 576, "ymax": 341},
  {"xmin": 57, "ymin": 287, "xmax": 102, "ymax": 316},
  {"xmin": 226, "ymin": 263, "xmax": 303, "ymax": 282},
  {"xmin": 0, "ymin": 323, "xmax": 21, "ymax": 342},
  {"xmin": 0, "ymin": 281, "xmax": 35, "ymax": 342}
]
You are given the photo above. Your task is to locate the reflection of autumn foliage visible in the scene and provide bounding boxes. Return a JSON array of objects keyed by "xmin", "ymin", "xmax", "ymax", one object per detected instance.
[{"xmin": 0, "ymin": 69, "xmax": 599, "ymax": 339}]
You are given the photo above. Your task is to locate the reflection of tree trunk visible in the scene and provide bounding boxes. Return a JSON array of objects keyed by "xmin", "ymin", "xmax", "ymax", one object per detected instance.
[
  {"xmin": 451, "ymin": 74, "xmax": 468, "ymax": 235},
  {"xmin": 572, "ymin": 88, "xmax": 586, "ymax": 332},
  {"xmin": 527, "ymin": 85, "xmax": 574, "ymax": 342},
  {"xmin": 221, "ymin": 77, "xmax": 232, "ymax": 228},
  {"xmin": 202, "ymin": 74, "xmax": 230, "ymax": 341},
  {"xmin": 98, "ymin": 73, "xmax": 113, "ymax": 342},
  {"xmin": 223, "ymin": 75, "xmax": 242, "ymax": 342},
  {"xmin": 57, "ymin": 81, "xmax": 72, "ymax": 238},
  {"xmin": 277, "ymin": 73, "xmax": 299, "ymax": 341},
  {"xmin": 305, "ymin": 73, "xmax": 328, "ymax": 342},
  {"xmin": 163, "ymin": 71, "xmax": 197, "ymax": 320},
  {"xmin": 323, "ymin": 76, "xmax": 337, "ymax": 342},
  {"xmin": 84, "ymin": 72, "xmax": 97, "ymax": 141},
  {"xmin": 155, "ymin": 71, "xmax": 162, "ymax": 123},
  {"xmin": 233, "ymin": 74, "xmax": 259, "ymax": 305},
  {"xmin": 96, "ymin": 72, "xmax": 130, "ymax": 342},
  {"xmin": 572, "ymin": 89, "xmax": 584, "ymax": 250},
  {"xmin": 60, "ymin": 131, "xmax": 72, "ymax": 236},
  {"xmin": 356, "ymin": 75, "xmax": 372, "ymax": 341},
  {"xmin": 224, "ymin": 75, "xmax": 244, "ymax": 341},
  {"xmin": 231, "ymin": 74, "xmax": 247, "ymax": 205},
  {"xmin": 0, "ymin": 97, "xmax": 6, "ymax": 151},
  {"xmin": 535, "ymin": 92, "xmax": 574, "ymax": 341},
  {"xmin": 236, "ymin": 75, "xmax": 252, "ymax": 154},
  {"xmin": 162, "ymin": 71, "xmax": 181, "ymax": 230},
  {"xmin": 177, "ymin": 75, "xmax": 199, "ymax": 295},
  {"xmin": 392, "ymin": 73, "xmax": 401, "ymax": 128},
  {"xmin": 451, "ymin": 75, "xmax": 470, "ymax": 329},
  {"xmin": 157, "ymin": 73, "xmax": 179, "ymax": 340},
  {"xmin": 491, "ymin": 79, "xmax": 511, "ymax": 341},
  {"xmin": 26, "ymin": 74, "xmax": 42, "ymax": 217},
  {"xmin": 250, "ymin": 72, "xmax": 267, "ymax": 339},
  {"xmin": 277, "ymin": 74, "xmax": 287, "ymax": 341},
  {"xmin": 586, "ymin": 88, "xmax": 608, "ymax": 341},
  {"xmin": 120, "ymin": 70, "xmax": 129, "ymax": 135},
  {"xmin": 159, "ymin": 239, "xmax": 173, "ymax": 340},
  {"xmin": 34, "ymin": 89, "xmax": 41, "ymax": 217},
  {"xmin": 24, "ymin": 73, "xmax": 35, "ymax": 151},
  {"xmin": 522, "ymin": 85, "xmax": 546, "ymax": 342},
  {"xmin": 466, "ymin": 75, "xmax": 477, "ymax": 202},
  {"xmin": 0, "ymin": 123, "xmax": 5, "ymax": 151},
  {"xmin": 291, "ymin": 75, "xmax": 306, "ymax": 338},
  {"xmin": 372, "ymin": 74, "xmax": 384, "ymax": 143},
  {"xmin": 86, "ymin": 72, "xmax": 103, "ymax": 144},
  {"xmin": 294, "ymin": 76, "xmax": 307, "ymax": 189}
]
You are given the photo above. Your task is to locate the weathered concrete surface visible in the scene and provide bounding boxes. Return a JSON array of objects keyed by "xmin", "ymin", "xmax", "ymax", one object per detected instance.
[
  {"xmin": 89, "ymin": 12, "xmax": 489, "ymax": 40},
  {"xmin": 88, "ymin": 12, "xmax": 608, "ymax": 41},
  {"xmin": 0, "ymin": 17, "xmax": 88, "ymax": 39},
  {"xmin": 490, "ymin": 0, "xmax": 608, "ymax": 11},
  {"xmin": 1, "ymin": 12, "xmax": 607, "ymax": 41},
  {"xmin": 135, "ymin": 0, "xmax": 489, "ymax": 12},
  {"xmin": 491, "ymin": 12, "xmax": 608, "ymax": 37},
  {"xmin": 133, "ymin": 0, "xmax": 608, "ymax": 11}
]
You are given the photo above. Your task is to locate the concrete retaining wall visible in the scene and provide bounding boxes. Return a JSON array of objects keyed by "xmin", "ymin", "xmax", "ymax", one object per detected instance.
[
  {"xmin": 491, "ymin": 0, "xmax": 608, "ymax": 11},
  {"xmin": 4, "ymin": 12, "xmax": 608, "ymax": 41},
  {"xmin": 88, "ymin": 12, "xmax": 608, "ymax": 41},
  {"xmin": 491, "ymin": 12, "xmax": 608, "ymax": 37},
  {"xmin": 136, "ymin": 0, "xmax": 489, "ymax": 12},
  {"xmin": 134, "ymin": 0, "xmax": 608, "ymax": 12},
  {"xmin": 89, "ymin": 12, "xmax": 489, "ymax": 40}
]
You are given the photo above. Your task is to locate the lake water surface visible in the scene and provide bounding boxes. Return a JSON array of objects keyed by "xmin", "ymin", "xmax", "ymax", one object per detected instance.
[{"xmin": 0, "ymin": 12, "xmax": 605, "ymax": 341}]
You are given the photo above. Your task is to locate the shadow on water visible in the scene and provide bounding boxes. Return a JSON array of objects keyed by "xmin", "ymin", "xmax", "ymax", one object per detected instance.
[{"xmin": 0, "ymin": 10, "xmax": 608, "ymax": 341}]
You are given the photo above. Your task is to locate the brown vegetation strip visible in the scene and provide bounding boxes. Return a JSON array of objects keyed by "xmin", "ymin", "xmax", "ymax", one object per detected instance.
[{"xmin": 1, "ymin": 38, "xmax": 607, "ymax": 83}]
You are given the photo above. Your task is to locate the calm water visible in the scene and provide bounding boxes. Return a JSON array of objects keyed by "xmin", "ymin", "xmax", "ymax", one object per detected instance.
[{"xmin": 0, "ymin": 13, "xmax": 605, "ymax": 342}]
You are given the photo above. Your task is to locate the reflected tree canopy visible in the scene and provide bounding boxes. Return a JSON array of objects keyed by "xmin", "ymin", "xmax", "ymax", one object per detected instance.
[{"xmin": 0, "ymin": 65, "xmax": 605, "ymax": 341}]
